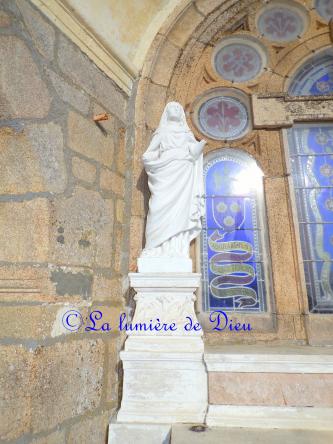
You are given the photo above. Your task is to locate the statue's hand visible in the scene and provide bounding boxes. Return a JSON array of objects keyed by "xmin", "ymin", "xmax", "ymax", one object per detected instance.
[
  {"xmin": 142, "ymin": 150, "xmax": 158, "ymax": 163},
  {"xmin": 189, "ymin": 139, "xmax": 206, "ymax": 160},
  {"xmin": 198, "ymin": 140, "xmax": 206, "ymax": 153}
]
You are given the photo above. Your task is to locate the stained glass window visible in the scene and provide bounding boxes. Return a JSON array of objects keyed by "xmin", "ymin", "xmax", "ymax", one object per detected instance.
[
  {"xmin": 213, "ymin": 37, "xmax": 266, "ymax": 83},
  {"xmin": 214, "ymin": 43, "xmax": 262, "ymax": 82},
  {"xmin": 287, "ymin": 125, "xmax": 333, "ymax": 312},
  {"xmin": 288, "ymin": 51, "xmax": 333, "ymax": 312},
  {"xmin": 288, "ymin": 50, "xmax": 333, "ymax": 96},
  {"xmin": 201, "ymin": 149, "xmax": 269, "ymax": 312},
  {"xmin": 257, "ymin": 3, "xmax": 307, "ymax": 43},
  {"xmin": 315, "ymin": 0, "xmax": 333, "ymax": 21},
  {"xmin": 198, "ymin": 96, "xmax": 249, "ymax": 140}
]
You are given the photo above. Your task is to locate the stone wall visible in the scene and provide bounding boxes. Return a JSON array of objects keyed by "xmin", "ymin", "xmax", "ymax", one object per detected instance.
[{"xmin": 0, "ymin": 1, "xmax": 132, "ymax": 442}]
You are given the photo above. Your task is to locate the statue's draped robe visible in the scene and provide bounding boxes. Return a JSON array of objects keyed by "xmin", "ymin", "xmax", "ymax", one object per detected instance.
[{"xmin": 142, "ymin": 128, "xmax": 204, "ymax": 253}]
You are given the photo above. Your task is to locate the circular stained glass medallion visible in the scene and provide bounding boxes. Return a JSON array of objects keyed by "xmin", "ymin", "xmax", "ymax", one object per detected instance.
[
  {"xmin": 198, "ymin": 96, "xmax": 249, "ymax": 140},
  {"xmin": 214, "ymin": 42, "xmax": 263, "ymax": 82},
  {"xmin": 315, "ymin": 0, "xmax": 333, "ymax": 21},
  {"xmin": 257, "ymin": 3, "xmax": 307, "ymax": 42}
]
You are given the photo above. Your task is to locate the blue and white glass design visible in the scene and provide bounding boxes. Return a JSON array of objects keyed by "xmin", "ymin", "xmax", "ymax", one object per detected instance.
[
  {"xmin": 288, "ymin": 124, "xmax": 333, "ymax": 312},
  {"xmin": 201, "ymin": 150, "xmax": 268, "ymax": 312},
  {"xmin": 288, "ymin": 50, "xmax": 333, "ymax": 96},
  {"xmin": 315, "ymin": 0, "xmax": 333, "ymax": 22},
  {"xmin": 288, "ymin": 51, "xmax": 333, "ymax": 312}
]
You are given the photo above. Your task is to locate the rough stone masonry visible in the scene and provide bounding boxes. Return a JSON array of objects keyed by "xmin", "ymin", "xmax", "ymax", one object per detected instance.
[{"xmin": 0, "ymin": 0, "xmax": 134, "ymax": 442}]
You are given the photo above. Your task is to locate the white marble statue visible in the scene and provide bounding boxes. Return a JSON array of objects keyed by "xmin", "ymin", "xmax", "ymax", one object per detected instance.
[{"xmin": 140, "ymin": 101, "xmax": 206, "ymax": 259}]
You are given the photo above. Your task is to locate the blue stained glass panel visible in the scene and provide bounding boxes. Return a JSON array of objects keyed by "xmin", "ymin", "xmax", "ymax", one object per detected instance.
[
  {"xmin": 288, "ymin": 50, "xmax": 333, "ymax": 96},
  {"xmin": 201, "ymin": 150, "xmax": 268, "ymax": 312},
  {"xmin": 288, "ymin": 125, "xmax": 333, "ymax": 312}
]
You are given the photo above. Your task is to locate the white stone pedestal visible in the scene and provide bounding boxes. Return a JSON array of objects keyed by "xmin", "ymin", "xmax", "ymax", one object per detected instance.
[
  {"xmin": 109, "ymin": 273, "xmax": 207, "ymax": 443},
  {"xmin": 137, "ymin": 257, "xmax": 192, "ymax": 272}
]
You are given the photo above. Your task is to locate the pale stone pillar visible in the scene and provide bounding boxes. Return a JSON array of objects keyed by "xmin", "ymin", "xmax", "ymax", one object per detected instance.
[
  {"xmin": 109, "ymin": 273, "xmax": 207, "ymax": 443},
  {"xmin": 118, "ymin": 272, "xmax": 207, "ymax": 421}
]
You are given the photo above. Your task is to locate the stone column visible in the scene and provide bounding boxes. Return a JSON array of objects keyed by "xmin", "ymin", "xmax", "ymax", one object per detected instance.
[
  {"xmin": 109, "ymin": 272, "xmax": 207, "ymax": 442},
  {"xmin": 118, "ymin": 272, "xmax": 207, "ymax": 421}
]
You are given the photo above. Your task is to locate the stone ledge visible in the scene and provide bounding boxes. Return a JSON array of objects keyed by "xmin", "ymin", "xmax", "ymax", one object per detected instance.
[
  {"xmin": 205, "ymin": 345, "xmax": 333, "ymax": 373},
  {"xmin": 171, "ymin": 424, "xmax": 333, "ymax": 444},
  {"xmin": 108, "ymin": 423, "xmax": 171, "ymax": 444},
  {"xmin": 124, "ymin": 336, "xmax": 204, "ymax": 352},
  {"xmin": 206, "ymin": 405, "xmax": 333, "ymax": 430},
  {"xmin": 117, "ymin": 403, "xmax": 206, "ymax": 424},
  {"xmin": 129, "ymin": 272, "xmax": 200, "ymax": 289},
  {"xmin": 120, "ymin": 350, "xmax": 204, "ymax": 370}
]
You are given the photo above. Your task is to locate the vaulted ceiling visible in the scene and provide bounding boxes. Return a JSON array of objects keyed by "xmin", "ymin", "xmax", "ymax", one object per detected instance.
[{"xmin": 32, "ymin": 0, "xmax": 191, "ymax": 94}]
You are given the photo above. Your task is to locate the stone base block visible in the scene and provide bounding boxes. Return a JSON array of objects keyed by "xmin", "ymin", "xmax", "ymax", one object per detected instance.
[
  {"xmin": 137, "ymin": 257, "xmax": 192, "ymax": 272},
  {"xmin": 108, "ymin": 423, "xmax": 171, "ymax": 444},
  {"xmin": 117, "ymin": 350, "xmax": 207, "ymax": 424}
]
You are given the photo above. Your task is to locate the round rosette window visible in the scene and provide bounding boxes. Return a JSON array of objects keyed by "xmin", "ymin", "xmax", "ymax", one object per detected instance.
[
  {"xmin": 193, "ymin": 89, "xmax": 251, "ymax": 141},
  {"xmin": 212, "ymin": 36, "xmax": 267, "ymax": 83},
  {"xmin": 257, "ymin": 1, "xmax": 309, "ymax": 42},
  {"xmin": 315, "ymin": 0, "xmax": 333, "ymax": 21}
]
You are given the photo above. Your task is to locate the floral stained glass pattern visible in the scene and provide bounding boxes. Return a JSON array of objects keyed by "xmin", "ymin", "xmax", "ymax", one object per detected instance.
[
  {"xmin": 214, "ymin": 43, "xmax": 263, "ymax": 82},
  {"xmin": 257, "ymin": 6, "xmax": 305, "ymax": 42},
  {"xmin": 315, "ymin": 0, "xmax": 333, "ymax": 21},
  {"xmin": 198, "ymin": 96, "xmax": 249, "ymax": 140},
  {"xmin": 288, "ymin": 125, "xmax": 333, "ymax": 313},
  {"xmin": 201, "ymin": 150, "xmax": 269, "ymax": 312}
]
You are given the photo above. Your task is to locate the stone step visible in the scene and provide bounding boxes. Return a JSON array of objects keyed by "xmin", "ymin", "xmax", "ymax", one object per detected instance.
[
  {"xmin": 205, "ymin": 345, "xmax": 333, "ymax": 419},
  {"xmin": 171, "ymin": 425, "xmax": 333, "ymax": 444}
]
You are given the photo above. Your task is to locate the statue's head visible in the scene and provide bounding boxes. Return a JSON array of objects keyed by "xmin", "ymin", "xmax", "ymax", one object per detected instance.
[
  {"xmin": 166, "ymin": 102, "xmax": 183, "ymax": 122},
  {"xmin": 156, "ymin": 101, "xmax": 191, "ymax": 133}
]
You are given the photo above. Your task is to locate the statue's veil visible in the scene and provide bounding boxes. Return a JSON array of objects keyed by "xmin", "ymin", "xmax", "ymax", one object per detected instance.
[
  {"xmin": 142, "ymin": 100, "xmax": 204, "ymax": 253},
  {"xmin": 155, "ymin": 102, "xmax": 191, "ymax": 134}
]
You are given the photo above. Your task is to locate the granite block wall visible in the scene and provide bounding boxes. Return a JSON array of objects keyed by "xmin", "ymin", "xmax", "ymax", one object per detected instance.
[{"xmin": 0, "ymin": 1, "xmax": 133, "ymax": 442}]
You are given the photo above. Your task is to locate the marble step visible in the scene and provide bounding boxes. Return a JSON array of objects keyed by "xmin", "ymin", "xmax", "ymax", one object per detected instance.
[
  {"xmin": 171, "ymin": 425, "xmax": 333, "ymax": 444},
  {"xmin": 205, "ymin": 344, "xmax": 333, "ymax": 425}
]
